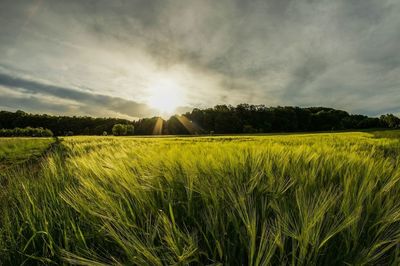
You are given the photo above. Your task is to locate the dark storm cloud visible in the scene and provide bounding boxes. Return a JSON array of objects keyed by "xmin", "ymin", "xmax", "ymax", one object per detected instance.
[
  {"xmin": 0, "ymin": 73, "xmax": 156, "ymax": 118},
  {"xmin": 0, "ymin": 0, "xmax": 399, "ymax": 117}
]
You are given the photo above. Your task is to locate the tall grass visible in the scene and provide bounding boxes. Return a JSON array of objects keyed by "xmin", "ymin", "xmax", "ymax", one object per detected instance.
[
  {"xmin": 0, "ymin": 138, "xmax": 54, "ymax": 166},
  {"xmin": 1, "ymin": 131, "xmax": 400, "ymax": 265}
]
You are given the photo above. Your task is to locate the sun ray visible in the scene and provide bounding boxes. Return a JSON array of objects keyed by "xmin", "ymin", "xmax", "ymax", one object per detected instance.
[
  {"xmin": 175, "ymin": 115, "xmax": 203, "ymax": 135},
  {"xmin": 152, "ymin": 117, "xmax": 164, "ymax": 135}
]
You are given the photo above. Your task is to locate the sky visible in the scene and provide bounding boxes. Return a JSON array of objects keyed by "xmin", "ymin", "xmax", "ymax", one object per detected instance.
[{"xmin": 0, "ymin": 0, "xmax": 399, "ymax": 119}]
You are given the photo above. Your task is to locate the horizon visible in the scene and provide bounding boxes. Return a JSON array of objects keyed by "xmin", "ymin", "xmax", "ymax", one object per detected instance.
[
  {"xmin": 0, "ymin": 104, "xmax": 388, "ymax": 122},
  {"xmin": 0, "ymin": 0, "xmax": 399, "ymax": 119}
]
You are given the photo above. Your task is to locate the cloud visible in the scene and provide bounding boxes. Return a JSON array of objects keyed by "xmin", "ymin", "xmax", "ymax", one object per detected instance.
[
  {"xmin": 0, "ymin": 86, "xmax": 77, "ymax": 114},
  {"xmin": 0, "ymin": 72, "xmax": 157, "ymax": 119},
  {"xmin": 0, "ymin": 0, "xmax": 399, "ymax": 117}
]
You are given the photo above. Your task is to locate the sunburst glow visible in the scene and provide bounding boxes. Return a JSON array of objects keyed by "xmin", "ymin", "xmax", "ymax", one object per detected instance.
[{"xmin": 147, "ymin": 79, "xmax": 184, "ymax": 117}]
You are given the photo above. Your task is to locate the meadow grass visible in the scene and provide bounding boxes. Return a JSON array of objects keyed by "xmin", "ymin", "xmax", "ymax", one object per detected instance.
[
  {"xmin": 0, "ymin": 131, "xmax": 400, "ymax": 265},
  {"xmin": 0, "ymin": 138, "xmax": 54, "ymax": 168}
]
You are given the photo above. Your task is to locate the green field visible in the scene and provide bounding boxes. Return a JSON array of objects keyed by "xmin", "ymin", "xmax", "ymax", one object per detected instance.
[
  {"xmin": 1, "ymin": 131, "xmax": 400, "ymax": 265},
  {"xmin": 0, "ymin": 138, "xmax": 54, "ymax": 169}
]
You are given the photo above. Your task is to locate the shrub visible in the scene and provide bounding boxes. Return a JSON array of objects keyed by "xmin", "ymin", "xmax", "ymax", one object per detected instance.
[
  {"xmin": 0, "ymin": 127, "xmax": 53, "ymax": 137},
  {"xmin": 112, "ymin": 124, "xmax": 128, "ymax": 136}
]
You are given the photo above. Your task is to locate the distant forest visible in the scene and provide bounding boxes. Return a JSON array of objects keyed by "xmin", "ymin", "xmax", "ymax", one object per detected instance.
[{"xmin": 1, "ymin": 105, "xmax": 399, "ymax": 136}]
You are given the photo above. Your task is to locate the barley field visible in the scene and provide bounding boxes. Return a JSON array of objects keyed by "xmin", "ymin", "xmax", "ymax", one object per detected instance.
[
  {"xmin": 0, "ymin": 138, "xmax": 54, "ymax": 168},
  {"xmin": 1, "ymin": 131, "xmax": 400, "ymax": 265}
]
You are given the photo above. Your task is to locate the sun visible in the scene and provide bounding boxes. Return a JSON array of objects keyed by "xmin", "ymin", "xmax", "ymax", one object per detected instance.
[{"xmin": 147, "ymin": 79, "xmax": 184, "ymax": 117}]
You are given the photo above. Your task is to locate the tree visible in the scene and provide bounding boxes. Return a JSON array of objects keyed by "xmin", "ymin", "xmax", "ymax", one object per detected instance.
[
  {"xmin": 380, "ymin": 114, "xmax": 400, "ymax": 128},
  {"xmin": 112, "ymin": 124, "xmax": 127, "ymax": 136},
  {"xmin": 166, "ymin": 116, "xmax": 190, "ymax": 135},
  {"xmin": 0, "ymin": 110, "xmax": 132, "ymax": 136},
  {"xmin": 0, "ymin": 127, "xmax": 53, "ymax": 137},
  {"xmin": 243, "ymin": 125, "xmax": 258, "ymax": 133},
  {"xmin": 134, "ymin": 117, "xmax": 162, "ymax": 135},
  {"xmin": 0, "ymin": 107, "xmax": 395, "ymax": 136},
  {"xmin": 126, "ymin": 124, "xmax": 135, "ymax": 135}
]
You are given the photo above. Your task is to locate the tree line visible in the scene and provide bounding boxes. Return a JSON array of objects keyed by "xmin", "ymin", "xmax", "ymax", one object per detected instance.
[
  {"xmin": 1, "ymin": 106, "xmax": 399, "ymax": 136},
  {"xmin": 0, "ymin": 110, "xmax": 133, "ymax": 136},
  {"xmin": 0, "ymin": 127, "xmax": 53, "ymax": 137},
  {"xmin": 134, "ymin": 105, "xmax": 400, "ymax": 135}
]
